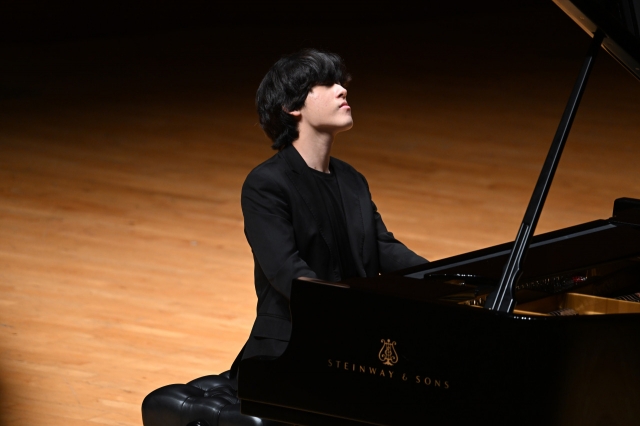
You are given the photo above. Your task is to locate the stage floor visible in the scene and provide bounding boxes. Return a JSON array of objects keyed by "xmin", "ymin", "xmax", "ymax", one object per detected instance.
[{"xmin": 1, "ymin": 10, "xmax": 640, "ymax": 425}]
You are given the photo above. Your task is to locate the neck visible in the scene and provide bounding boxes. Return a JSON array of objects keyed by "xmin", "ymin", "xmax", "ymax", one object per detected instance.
[{"xmin": 292, "ymin": 131, "xmax": 334, "ymax": 173}]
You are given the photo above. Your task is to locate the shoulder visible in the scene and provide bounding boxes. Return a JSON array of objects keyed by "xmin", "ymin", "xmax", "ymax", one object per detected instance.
[
  {"xmin": 243, "ymin": 151, "xmax": 288, "ymax": 189},
  {"xmin": 241, "ymin": 151, "xmax": 295, "ymax": 210},
  {"xmin": 331, "ymin": 156, "xmax": 368, "ymax": 185}
]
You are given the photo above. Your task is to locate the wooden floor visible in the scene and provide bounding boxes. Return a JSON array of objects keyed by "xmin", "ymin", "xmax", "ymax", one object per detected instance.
[{"xmin": 1, "ymin": 15, "xmax": 640, "ymax": 426}]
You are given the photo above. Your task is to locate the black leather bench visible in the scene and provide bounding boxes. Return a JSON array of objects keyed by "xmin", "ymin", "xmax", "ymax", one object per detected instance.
[{"xmin": 141, "ymin": 371, "xmax": 287, "ymax": 426}]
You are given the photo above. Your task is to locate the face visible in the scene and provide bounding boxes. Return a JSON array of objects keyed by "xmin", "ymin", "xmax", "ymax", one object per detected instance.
[{"xmin": 294, "ymin": 84, "xmax": 353, "ymax": 135}]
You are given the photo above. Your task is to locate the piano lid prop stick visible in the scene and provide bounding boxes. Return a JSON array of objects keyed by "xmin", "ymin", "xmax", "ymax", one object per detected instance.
[{"xmin": 485, "ymin": 30, "xmax": 605, "ymax": 313}]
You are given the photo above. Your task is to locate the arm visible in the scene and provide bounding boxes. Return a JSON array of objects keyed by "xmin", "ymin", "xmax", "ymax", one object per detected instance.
[
  {"xmin": 373, "ymin": 200, "xmax": 428, "ymax": 273},
  {"xmin": 241, "ymin": 169, "xmax": 317, "ymax": 300},
  {"xmin": 356, "ymin": 172, "xmax": 427, "ymax": 273}
]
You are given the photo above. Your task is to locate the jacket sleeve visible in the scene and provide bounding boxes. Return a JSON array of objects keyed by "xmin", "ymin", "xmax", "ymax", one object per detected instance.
[
  {"xmin": 241, "ymin": 169, "xmax": 317, "ymax": 300},
  {"xmin": 357, "ymin": 173, "xmax": 427, "ymax": 273},
  {"xmin": 373, "ymin": 200, "xmax": 428, "ymax": 273}
]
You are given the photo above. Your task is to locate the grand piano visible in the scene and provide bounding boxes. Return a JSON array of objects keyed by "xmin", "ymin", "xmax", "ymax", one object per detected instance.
[{"xmin": 238, "ymin": 1, "xmax": 640, "ymax": 425}]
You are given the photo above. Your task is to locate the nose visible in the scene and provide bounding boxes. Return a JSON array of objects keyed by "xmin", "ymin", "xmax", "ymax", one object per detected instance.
[{"xmin": 335, "ymin": 84, "xmax": 347, "ymax": 98}]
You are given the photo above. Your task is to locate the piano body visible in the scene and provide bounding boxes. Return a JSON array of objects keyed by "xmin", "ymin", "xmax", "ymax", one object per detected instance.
[
  {"xmin": 239, "ymin": 200, "xmax": 640, "ymax": 425},
  {"xmin": 239, "ymin": 1, "xmax": 640, "ymax": 425}
]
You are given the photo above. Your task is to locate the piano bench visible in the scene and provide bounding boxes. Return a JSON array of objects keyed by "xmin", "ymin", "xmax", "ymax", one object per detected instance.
[{"xmin": 141, "ymin": 371, "xmax": 286, "ymax": 426}]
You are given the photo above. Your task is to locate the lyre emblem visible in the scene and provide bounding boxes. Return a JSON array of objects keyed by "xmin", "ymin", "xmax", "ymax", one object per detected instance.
[{"xmin": 378, "ymin": 339, "xmax": 398, "ymax": 366}]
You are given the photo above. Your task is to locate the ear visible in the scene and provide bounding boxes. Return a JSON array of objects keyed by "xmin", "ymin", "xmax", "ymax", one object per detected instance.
[{"xmin": 283, "ymin": 106, "xmax": 301, "ymax": 117}]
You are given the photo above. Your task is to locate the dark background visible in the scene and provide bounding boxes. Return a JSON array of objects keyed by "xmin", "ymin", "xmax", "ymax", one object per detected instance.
[
  {"xmin": 1, "ymin": 1, "xmax": 595, "ymax": 106},
  {"xmin": 0, "ymin": 1, "xmax": 570, "ymax": 42}
]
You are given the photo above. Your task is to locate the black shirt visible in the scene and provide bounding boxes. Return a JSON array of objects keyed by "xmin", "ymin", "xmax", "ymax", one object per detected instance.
[{"xmin": 310, "ymin": 166, "xmax": 358, "ymax": 281}]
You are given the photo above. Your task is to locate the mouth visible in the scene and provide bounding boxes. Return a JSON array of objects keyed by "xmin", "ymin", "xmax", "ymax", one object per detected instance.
[{"xmin": 340, "ymin": 101, "xmax": 350, "ymax": 109}]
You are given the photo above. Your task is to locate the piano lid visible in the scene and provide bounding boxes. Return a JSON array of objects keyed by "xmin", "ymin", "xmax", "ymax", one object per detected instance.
[{"xmin": 554, "ymin": 0, "xmax": 640, "ymax": 80}]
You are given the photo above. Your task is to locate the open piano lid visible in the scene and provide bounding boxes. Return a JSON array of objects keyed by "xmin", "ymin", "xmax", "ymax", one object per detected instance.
[
  {"xmin": 485, "ymin": 0, "xmax": 640, "ymax": 312},
  {"xmin": 554, "ymin": 0, "xmax": 640, "ymax": 80}
]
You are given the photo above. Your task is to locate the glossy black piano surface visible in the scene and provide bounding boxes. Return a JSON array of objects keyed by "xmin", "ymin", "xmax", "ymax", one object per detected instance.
[{"xmin": 239, "ymin": 198, "xmax": 640, "ymax": 426}]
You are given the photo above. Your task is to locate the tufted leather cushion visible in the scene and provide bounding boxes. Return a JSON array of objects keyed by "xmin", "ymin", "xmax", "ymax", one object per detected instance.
[{"xmin": 142, "ymin": 371, "xmax": 285, "ymax": 426}]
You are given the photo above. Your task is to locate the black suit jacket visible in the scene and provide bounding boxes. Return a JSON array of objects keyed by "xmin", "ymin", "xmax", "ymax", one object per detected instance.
[{"xmin": 240, "ymin": 145, "xmax": 426, "ymax": 359}]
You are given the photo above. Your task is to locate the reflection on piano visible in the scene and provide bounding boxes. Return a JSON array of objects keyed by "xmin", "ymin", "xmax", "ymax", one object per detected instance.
[{"xmin": 239, "ymin": 1, "xmax": 640, "ymax": 425}]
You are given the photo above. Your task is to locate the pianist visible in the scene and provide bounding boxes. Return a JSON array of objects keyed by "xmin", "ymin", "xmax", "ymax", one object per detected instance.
[{"xmin": 237, "ymin": 48, "xmax": 426, "ymax": 364}]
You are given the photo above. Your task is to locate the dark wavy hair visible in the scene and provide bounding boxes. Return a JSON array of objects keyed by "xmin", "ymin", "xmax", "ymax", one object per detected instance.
[{"xmin": 256, "ymin": 48, "xmax": 351, "ymax": 150}]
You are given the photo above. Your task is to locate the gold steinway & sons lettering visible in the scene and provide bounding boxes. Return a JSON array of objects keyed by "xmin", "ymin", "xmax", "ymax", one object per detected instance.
[{"xmin": 327, "ymin": 359, "xmax": 450, "ymax": 389}]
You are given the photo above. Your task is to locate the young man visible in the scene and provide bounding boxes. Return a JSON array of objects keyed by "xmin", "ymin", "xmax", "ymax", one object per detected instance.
[{"xmin": 240, "ymin": 49, "xmax": 426, "ymax": 361}]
